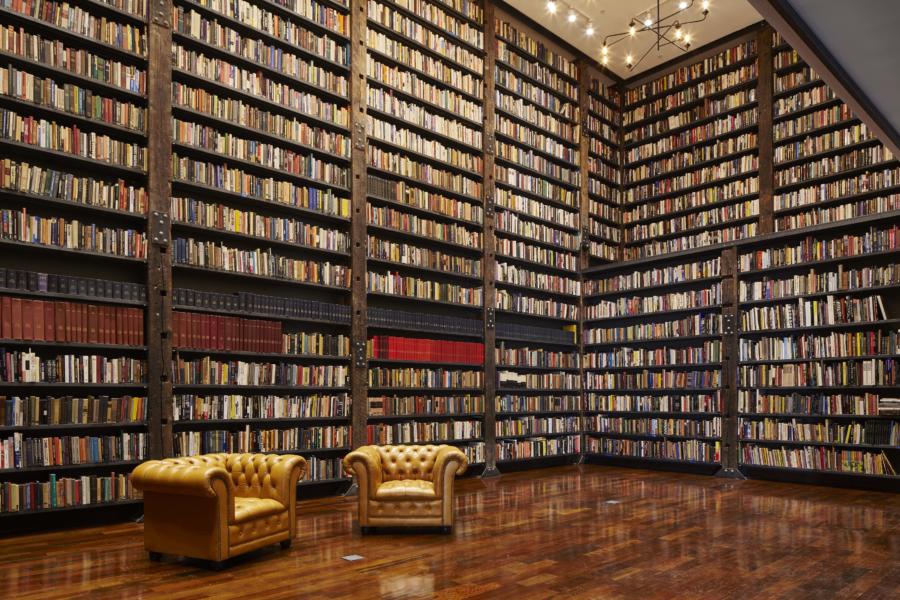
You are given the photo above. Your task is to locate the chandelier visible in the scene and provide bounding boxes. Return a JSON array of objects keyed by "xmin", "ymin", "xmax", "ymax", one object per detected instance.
[{"xmin": 544, "ymin": 0, "xmax": 712, "ymax": 71}]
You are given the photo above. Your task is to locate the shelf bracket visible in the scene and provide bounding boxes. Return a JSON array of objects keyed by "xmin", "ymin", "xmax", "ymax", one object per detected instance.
[
  {"xmin": 485, "ymin": 134, "xmax": 495, "ymax": 154},
  {"xmin": 151, "ymin": 0, "xmax": 170, "ymax": 27},
  {"xmin": 723, "ymin": 314, "xmax": 736, "ymax": 335},
  {"xmin": 354, "ymin": 341, "xmax": 367, "ymax": 368},
  {"xmin": 353, "ymin": 121, "xmax": 366, "ymax": 151},
  {"xmin": 485, "ymin": 308, "xmax": 495, "ymax": 329},
  {"xmin": 580, "ymin": 226, "xmax": 590, "ymax": 250},
  {"xmin": 485, "ymin": 195, "xmax": 495, "ymax": 218},
  {"xmin": 150, "ymin": 211, "xmax": 170, "ymax": 247}
]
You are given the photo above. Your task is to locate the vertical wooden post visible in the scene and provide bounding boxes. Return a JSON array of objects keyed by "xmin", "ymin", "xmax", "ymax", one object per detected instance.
[
  {"xmin": 757, "ymin": 24, "xmax": 775, "ymax": 235},
  {"xmin": 481, "ymin": 0, "xmax": 499, "ymax": 477},
  {"xmin": 576, "ymin": 60, "xmax": 592, "ymax": 461},
  {"xmin": 717, "ymin": 246, "xmax": 744, "ymax": 478},
  {"xmin": 146, "ymin": 0, "xmax": 174, "ymax": 459},
  {"xmin": 349, "ymin": 0, "xmax": 369, "ymax": 450}
]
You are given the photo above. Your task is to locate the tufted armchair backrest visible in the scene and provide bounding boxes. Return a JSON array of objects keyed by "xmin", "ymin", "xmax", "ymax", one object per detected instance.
[
  {"xmin": 375, "ymin": 445, "xmax": 440, "ymax": 481},
  {"xmin": 158, "ymin": 453, "xmax": 289, "ymax": 501}
]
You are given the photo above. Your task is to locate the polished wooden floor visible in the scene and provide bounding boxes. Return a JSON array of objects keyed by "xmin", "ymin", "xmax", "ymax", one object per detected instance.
[{"xmin": 0, "ymin": 465, "xmax": 898, "ymax": 599}]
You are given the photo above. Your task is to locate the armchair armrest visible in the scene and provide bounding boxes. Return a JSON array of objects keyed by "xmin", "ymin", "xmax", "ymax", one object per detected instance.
[
  {"xmin": 266, "ymin": 454, "xmax": 307, "ymax": 506},
  {"xmin": 343, "ymin": 446, "xmax": 383, "ymax": 498},
  {"xmin": 432, "ymin": 445, "xmax": 467, "ymax": 498},
  {"xmin": 132, "ymin": 460, "xmax": 232, "ymax": 499}
]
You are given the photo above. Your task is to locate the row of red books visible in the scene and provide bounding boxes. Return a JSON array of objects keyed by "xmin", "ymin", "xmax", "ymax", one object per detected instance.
[
  {"xmin": 0, "ymin": 296, "xmax": 144, "ymax": 347},
  {"xmin": 368, "ymin": 336, "xmax": 484, "ymax": 365},
  {"xmin": 172, "ymin": 311, "xmax": 282, "ymax": 354}
]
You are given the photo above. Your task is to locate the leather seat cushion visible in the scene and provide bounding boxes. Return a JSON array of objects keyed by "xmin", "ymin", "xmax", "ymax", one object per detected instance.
[
  {"xmin": 375, "ymin": 479, "xmax": 436, "ymax": 500},
  {"xmin": 233, "ymin": 497, "xmax": 285, "ymax": 523}
]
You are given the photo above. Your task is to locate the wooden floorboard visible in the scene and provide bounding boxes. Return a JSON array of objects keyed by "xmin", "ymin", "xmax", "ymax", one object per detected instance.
[{"xmin": 0, "ymin": 465, "xmax": 898, "ymax": 599}]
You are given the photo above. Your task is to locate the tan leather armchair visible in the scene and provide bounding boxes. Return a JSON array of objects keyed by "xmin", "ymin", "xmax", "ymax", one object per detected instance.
[
  {"xmin": 132, "ymin": 453, "xmax": 306, "ymax": 568},
  {"xmin": 343, "ymin": 444, "xmax": 467, "ymax": 533}
]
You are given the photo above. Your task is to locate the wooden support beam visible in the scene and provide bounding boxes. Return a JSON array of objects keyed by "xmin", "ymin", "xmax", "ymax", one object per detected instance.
[
  {"xmin": 716, "ymin": 246, "xmax": 744, "ymax": 479},
  {"xmin": 576, "ymin": 59, "xmax": 592, "ymax": 460},
  {"xmin": 757, "ymin": 24, "xmax": 775, "ymax": 235}
]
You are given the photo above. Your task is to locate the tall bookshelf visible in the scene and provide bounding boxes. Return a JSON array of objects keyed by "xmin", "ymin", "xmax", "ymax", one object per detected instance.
[
  {"xmin": 363, "ymin": 0, "xmax": 487, "ymax": 467},
  {"xmin": 167, "ymin": 0, "xmax": 355, "ymax": 484},
  {"xmin": 0, "ymin": 0, "xmax": 151, "ymax": 517},
  {"xmin": 491, "ymin": 12, "xmax": 582, "ymax": 468},
  {"xmin": 585, "ymin": 71, "xmax": 622, "ymax": 266}
]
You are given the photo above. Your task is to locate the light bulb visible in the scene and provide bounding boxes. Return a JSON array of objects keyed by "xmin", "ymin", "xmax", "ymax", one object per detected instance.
[
  {"xmin": 600, "ymin": 44, "xmax": 608, "ymax": 55},
  {"xmin": 601, "ymin": 55, "xmax": 609, "ymax": 65},
  {"xmin": 567, "ymin": 9, "xmax": 577, "ymax": 23},
  {"xmin": 626, "ymin": 53, "xmax": 633, "ymax": 65},
  {"xmin": 643, "ymin": 16, "xmax": 653, "ymax": 28},
  {"xmin": 674, "ymin": 25, "xmax": 683, "ymax": 40},
  {"xmin": 629, "ymin": 25, "xmax": 636, "ymax": 36},
  {"xmin": 678, "ymin": 1, "xmax": 688, "ymax": 8},
  {"xmin": 702, "ymin": 0, "xmax": 710, "ymax": 9},
  {"xmin": 586, "ymin": 23, "xmax": 595, "ymax": 36},
  {"xmin": 684, "ymin": 33, "xmax": 692, "ymax": 45},
  {"xmin": 547, "ymin": 0, "xmax": 557, "ymax": 14}
]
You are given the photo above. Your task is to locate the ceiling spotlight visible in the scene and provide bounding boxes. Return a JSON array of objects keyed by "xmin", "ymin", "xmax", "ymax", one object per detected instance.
[
  {"xmin": 674, "ymin": 23, "xmax": 683, "ymax": 39},
  {"xmin": 678, "ymin": 1, "xmax": 688, "ymax": 8},
  {"xmin": 585, "ymin": 23, "xmax": 595, "ymax": 36},
  {"xmin": 600, "ymin": 43, "xmax": 608, "ymax": 55},
  {"xmin": 629, "ymin": 21, "xmax": 636, "ymax": 36},
  {"xmin": 683, "ymin": 33, "xmax": 692, "ymax": 44},
  {"xmin": 567, "ymin": 9, "xmax": 577, "ymax": 23},
  {"xmin": 702, "ymin": 0, "xmax": 710, "ymax": 9},
  {"xmin": 547, "ymin": 0, "xmax": 557, "ymax": 14},
  {"xmin": 643, "ymin": 15, "xmax": 653, "ymax": 28},
  {"xmin": 625, "ymin": 53, "xmax": 634, "ymax": 67}
]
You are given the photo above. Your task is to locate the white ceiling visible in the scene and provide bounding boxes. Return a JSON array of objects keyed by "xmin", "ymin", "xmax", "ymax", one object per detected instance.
[{"xmin": 503, "ymin": 0, "xmax": 763, "ymax": 78}]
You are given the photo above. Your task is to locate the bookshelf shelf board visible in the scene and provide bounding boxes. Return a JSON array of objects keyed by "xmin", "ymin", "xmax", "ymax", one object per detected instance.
[
  {"xmin": 495, "ymin": 387, "xmax": 581, "ymax": 394},
  {"xmin": 496, "ymin": 410, "xmax": 582, "ymax": 418},
  {"xmin": 365, "ymin": 291, "xmax": 483, "ymax": 312},
  {"xmin": 496, "ymin": 432, "xmax": 581, "ymax": 441},
  {"xmin": 494, "ymin": 106, "xmax": 578, "ymax": 149},
  {"xmin": 171, "ymin": 179, "xmax": 349, "ymax": 225},
  {"xmin": 739, "ymin": 412, "xmax": 900, "ymax": 420},
  {"xmin": 584, "ymin": 304, "xmax": 724, "ymax": 325},
  {"xmin": 738, "ymin": 464, "xmax": 898, "ymax": 480},
  {"xmin": 368, "ymin": 438, "xmax": 483, "ymax": 447},
  {"xmin": 494, "ymin": 252, "xmax": 578, "ymax": 275},
  {"xmin": 493, "ymin": 155, "xmax": 580, "ymax": 191},
  {"xmin": 366, "ymin": 47, "xmax": 482, "ymax": 103},
  {"xmin": 773, "ymin": 96, "xmax": 842, "ymax": 124},
  {"xmin": 589, "ymin": 410, "xmax": 721, "ymax": 418},
  {"xmin": 496, "ymin": 364, "xmax": 581, "ymax": 373},
  {"xmin": 0, "ymin": 422, "xmax": 147, "ymax": 433},
  {"xmin": 375, "ymin": 0, "xmax": 484, "ymax": 55},
  {"xmin": 493, "ymin": 227, "xmax": 579, "ymax": 254},
  {"xmin": 493, "ymin": 130, "xmax": 579, "ymax": 171},
  {"xmin": 493, "ymin": 80, "xmax": 577, "ymax": 127},
  {"xmin": 494, "ymin": 33, "xmax": 577, "ymax": 85},
  {"xmin": 585, "ymin": 453, "xmax": 720, "ymax": 467},
  {"xmin": 0, "ymin": 239, "xmax": 146, "ymax": 265},
  {"xmin": 494, "ymin": 280, "xmax": 580, "ymax": 300},
  {"xmin": 495, "ymin": 308, "xmax": 577, "ymax": 324},
  {"xmin": 0, "ymin": 383, "xmax": 147, "ymax": 389},
  {"xmin": 364, "ymin": 258, "xmax": 483, "ymax": 283},
  {"xmin": 585, "ymin": 387, "xmax": 720, "ymax": 395},
  {"xmin": 774, "ymin": 138, "xmax": 879, "ymax": 171},
  {"xmin": 583, "ymin": 362, "xmax": 724, "ymax": 372},
  {"xmin": 171, "ymin": 264, "xmax": 351, "ymax": 292},
  {"xmin": 626, "ymin": 191, "xmax": 760, "ymax": 227},
  {"xmin": 171, "ymin": 222, "xmax": 351, "ymax": 260},
  {"xmin": 583, "ymin": 334, "xmax": 722, "ymax": 348},
  {"xmin": 494, "ymin": 203, "xmax": 579, "ymax": 234},
  {"xmin": 586, "ymin": 432, "xmax": 722, "ymax": 443},
  {"xmin": 494, "ymin": 335, "xmax": 576, "ymax": 347},
  {"xmin": 773, "ymin": 78, "xmax": 826, "ymax": 101},
  {"xmin": 171, "ymin": 69, "xmax": 350, "ymax": 133},
  {"xmin": 0, "ymin": 460, "xmax": 142, "ymax": 476},
  {"xmin": 496, "ymin": 452, "xmax": 580, "ymax": 464},
  {"xmin": 366, "ymin": 323, "xmax": 483, "ymax": 340},
  {"xmin": 774, "ymin": 184, "xmax": 900, "ymax": 216},
  {"xmin": 366, "ymin": 18, "xmax": 483, "ymax": 78},
  {"xmin": 773, "ymin": 160, "xmax": 900, "ymax": 194},
  {"xmin": 739, "ymin": 439, "xmax": 899, "ymax": 451},
  {"xmin": 739, "ymin": 319, "xmax": 900, "ymax": 336},
  {"xmin": 738, "ymin": 354, "xmax": 900, "ymax": 366},
  {"xmin": 589, "ymin": 232, "xmax": 622, "ymax": 246},
  {"xmin": 270, "ymin": 447, "xmax": 350, "ymax": 455},
  {"xmin": 589, "ymin": 210, "xmax": 621, "ymax": 229},
  {"xmin": 493, "ymin": 180, "xmax": 579, "ymax": 214},
  {"xmin": 586, "ymin": 106, "xmax": 618, "ymax": 128},
  {"xmin": 624, "ymin": 95, "xmax": 758, "ymax": 137},
  {"xmin": 178, "ymin": 0, "xmax": 351, "ymax": 73},
  {"xmin": 773, "ymin": 117, "xmax": 863, "ymax": 148},
  {"xmin": 366, "ymin": 165, "xmax": 482, "ymax": 204},
  {"xmin": 0, "ymin": 499, "xmax": 143, "ymax": 518},
  {"xmin": 366, "ymin": 387, "xmax": 484, "ymax": 393},
  {"xmin": 172, "ymin": 32, "xmax": 348, "ymax": 104},
  {"xmin": 76, "ymin": 0, "xmax": 147, "ymax": 24},
  {"xmin": 625, "ymin": 214, "xmax": 760, "ymax": 247},
  {"xmin": 0, "ymin": 287, "xmax": 146, "ymax": 307},
  {"xmin": 367, "ymin": 194, "xmax": 483, "ymax": 229},
  {"xmin": 0, "ymin": 189, "xmax": 146, "ymax": 224},
  {"xmin": 366, "ymin": 413, "xmax": 484, "ymax": 421},
  {"xmin": 366, "ymin": 223, "xmax": 483, "ymax": 255},
  {"xmin": 624, "ymin": 121, "xmax": 759, "ymax": 169},
  {"xmin": 588, "ymin": 171, "xmax": 621, "ymax": 190},
  {"xmin": 587, "ymin": 150, "xmax": 620, "ymax": 172},
  {"xmin": 171, "ymin": 142, "xmax": 350, "ymax": 193},
  {"xmin": 773, "ymin": 59, "xmax": 810, "ymax": 78},
  {"xmin": 624, "ymin": 168, "xmax": 759, "ymax": 207},
  {"xmin": 0, "ymin": 8, "xmax": 148, "ymax": 64},
  {"xmin": 0, "ymin": 51, "xmax": 147, "ymax": 102},
  {"xmin": 173, "ymin": 417, "xmax": 350, "ymax": 428},
  {"xmin": 367, "ymin": 135, "xmax": 482, "ymax": 178},
  {"xmin": 0, "ymin": 340, "xmax": 146, "ymax": 352},
  {"xmin": 298, "ymin": 477, "xmax": 352, "ymax": 487},
  {"xmin": 493, "ymin": 59, "xmax": 577, "ymax": 107},
  {"xmin": 622, "ymin": 54, "xmax": 758, "ymax": 110},
  {"xmin": 251, "ymin": 0, "xmax": 350, "ymax": 40},
  {"xmin": 0, "ymin": 139, "xmax": 145, "ymax": 178},
  {"xmin": 365, "ymin": 77, "xmax": 482, "ymax": 127},
  {"xmin": 365, "ymin": 106, "xmax": 483, "ymax": 155},
  {"xmin": 367, "ymin": 358, "xmax": 484, "ymax": 368},
  {"xmin": 739, "ymin": 249, "xmax": 900, "ymax": 279},
  {"xmin": 738, "ymin": 385, "xmax": 900, "ymax": 392},
  {"xmin": 173, "ymin": 348, "xmax": 351, "ymax": 362},
  {"xmin": 172, "ymin": 304, "xmax": 349, "ymax": 327},
  {"xmin": 587, "ymin": 130, "xmax": 619, "ymax": 150},
  {"xmin": 626, "ymin": 147, "xmax": 759, "ymax": 189},
  {"xmin": 0, "ymin": 94, "xmax": 146, "ymax": 140},
  {"xmin": 170, "ymin": 105, "xmax": 351, "ymax": 164},
  {"xmin": 172, "ymin": 384, "xmax": 351, "ymax": 391}
]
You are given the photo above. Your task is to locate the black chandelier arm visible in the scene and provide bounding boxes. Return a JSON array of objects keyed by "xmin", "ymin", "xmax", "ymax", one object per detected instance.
[
  {"xmin": 630, "ymin": 40, "xmax": 660, "ymax": 71},
  {"xmin": 629, "ymin": 0, "xmax": 695, "ymax": 26}
]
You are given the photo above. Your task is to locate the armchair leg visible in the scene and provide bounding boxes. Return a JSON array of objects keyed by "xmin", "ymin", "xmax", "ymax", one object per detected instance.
[
  {"xmin": 148, "ymin": 551, "xmax": 162, "ymax": 562},
  {"xmin": 441, "ymin": 526, "xmax": 452, "ymax": 534},
  {"xmin": 280, "ymin": 539, "xmax": 292, "ymax": 550},
  {"xmin": 210, "ymin": 561, "xmax": 227, "ymax": 571},
  {"xmin": 360, "ymin": 526, "xmax": 372, "ymax": 534}
]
